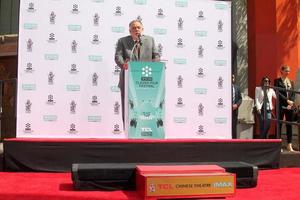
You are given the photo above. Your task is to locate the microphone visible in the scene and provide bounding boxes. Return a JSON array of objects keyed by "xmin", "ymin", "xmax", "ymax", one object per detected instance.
[
  {"xmin": 129, "ymin": 34, "xmax": 142, "ymax": 61},
  {"xmin": 137, "ymin": 34, "xmax": 142, "ymax": 44}
]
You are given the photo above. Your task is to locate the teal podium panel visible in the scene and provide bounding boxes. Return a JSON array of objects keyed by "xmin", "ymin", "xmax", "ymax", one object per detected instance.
[{"xmin": 127, "ymin": 61, "xmax": 165, "ymax": 139}]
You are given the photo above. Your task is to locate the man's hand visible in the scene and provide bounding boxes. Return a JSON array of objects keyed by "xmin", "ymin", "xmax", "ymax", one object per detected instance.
[
  {"xmin": 232, "ymin": 104, "xmax": 238, "ymax": 111},
  {"xmin": 287, "ymin": 100, "xmax": 294, "ymax": 106},
  {"xmin": 287, "ymin": 105, "xmax": 293, "ymax": 110},
  {"xmin": 123, "ymin": 58, "xmax": 129, "ymax": 70},
  {"xmin": 257, "ymin": 109, "xmax": 261, "ymax": 115}
]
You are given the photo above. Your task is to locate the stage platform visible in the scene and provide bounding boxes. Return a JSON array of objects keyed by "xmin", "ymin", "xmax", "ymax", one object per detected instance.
[{"xmin": 3, "ymin": 138, "xmax": 281, "ymax": 172}]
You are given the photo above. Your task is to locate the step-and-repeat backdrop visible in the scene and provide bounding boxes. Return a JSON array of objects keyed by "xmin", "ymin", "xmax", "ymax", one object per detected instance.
[{"xmin": 17, "ymin": 0, "xmax": 232, "ymax": 138}]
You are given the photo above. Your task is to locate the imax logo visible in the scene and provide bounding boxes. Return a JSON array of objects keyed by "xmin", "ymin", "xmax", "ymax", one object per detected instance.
[{"xmin": 213, "ymin": 182, "xmax": 233, "ymax": 188}]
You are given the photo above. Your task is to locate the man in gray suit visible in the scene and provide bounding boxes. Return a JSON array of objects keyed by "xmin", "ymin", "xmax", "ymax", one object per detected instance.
[{"xmin": 115, "ymin": 20, "xmax": 160, "ymax": 124}]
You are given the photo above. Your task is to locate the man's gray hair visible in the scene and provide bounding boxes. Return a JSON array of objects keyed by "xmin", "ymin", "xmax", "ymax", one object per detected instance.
[{"xmin": 129, "ymin": 19, "xmax": 143, "ymax": 27}]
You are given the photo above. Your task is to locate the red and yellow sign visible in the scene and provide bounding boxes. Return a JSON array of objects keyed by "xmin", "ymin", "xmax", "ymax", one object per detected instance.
[{"xmin": 143, "ymin": 173, "xmax": 235, "ymax": 197}]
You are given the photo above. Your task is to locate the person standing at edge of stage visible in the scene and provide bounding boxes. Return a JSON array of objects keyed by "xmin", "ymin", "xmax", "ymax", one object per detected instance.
[
  {"xmin": 255, "ymin": 76, "xmax": 276, "ymax": 139},
  {"xmin": 232, "ymin": 74, "xmax": 242, "ymax": 139},
  {"xmin": 274, "ymin": 65, "xmax": 296, "ymax": 152},
  {"xmin": 114, "ymin": 19, "xmax": 160, "ymax": 127}
]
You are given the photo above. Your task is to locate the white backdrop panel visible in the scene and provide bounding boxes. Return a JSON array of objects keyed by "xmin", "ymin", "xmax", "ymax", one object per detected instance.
[{"xmin": 17, "ymin": 0, "xmax": 232, "ymax": 139}]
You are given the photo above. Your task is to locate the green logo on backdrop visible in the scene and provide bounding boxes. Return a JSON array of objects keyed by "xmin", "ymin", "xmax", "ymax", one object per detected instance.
[
  {"xmin": 175, "ymin": 0, "xmax": 188, "ymax": 7},
  {"xmin": 134, "ymin": 0, "xmax": 147, "ymax": 5},
  {"xmin": 111, "ymin": 27, "xmax": 125, "ymax": 33},
  {"xmin": 44, "ymin": 54, "xmax": 59, "ymax": 60},
  {"xmin": 174, "ymin": 58, "xmax": 187, "ymax": 65},
  {"xmin": 24, "ymin": 23, "xmax": 38, "ymax": 30},
  {"xmin": 215, "ymin": 3, "xmax": 229, "ymax": 10},
  {"xmin": 215, "ymin": 117, "xmax": 227, "ymax": 124},
  {"xmin": 214, "ymin": 60, "xmax": 227, "ymax": 66},
  {"xmin": 173, "ymin": 117, "xmax": 187, "ymax": 123},
  {"xmin": 110, "ymin": 86, "xmax": 120, "ymax": 92},
  {"xmin": 22, "ymin": 84, "xmax": 36, "ymax": 91},
  {"xmin": 92, "ymin": 0, "xmax": 104, "ymax": 2},
  {"xmin": 66, "ymin": 85, "xmax": 80, "ymax": 91},
  {"xmin": 68, "ymin": 25, "xmax": 82, "ymax": 31},
  {"xmin": 195, "ymin": 31, "xmax": 207, "ymax": 37},
  {"xmin": 194, "ymin": 88, "xmax": 208, "ymax": 95},
  {"xmin": 43, "ymin": 115, "xmax": 58, "ymax": 122},
  {"xmin": 88, "ymin": 116, "xmax": 102, "ymax": 122},
  {"xmin": 88, "ymin": 55, "xmax": 102, "ymax": 62},
  {"xmin": 153, "ymin": 28, "xmax": 167, "ymax": 35}
]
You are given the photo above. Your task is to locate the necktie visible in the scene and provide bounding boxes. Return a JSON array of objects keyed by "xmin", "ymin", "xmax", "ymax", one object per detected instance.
[{"xmin": 135, "ymin": 42, "xmax": 141, "ymax": 60}]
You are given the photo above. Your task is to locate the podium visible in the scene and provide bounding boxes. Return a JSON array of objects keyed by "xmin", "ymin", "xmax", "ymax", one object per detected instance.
[{"xmin": 125, "ymin": 61, "xmax": 165, "ymax": 139}]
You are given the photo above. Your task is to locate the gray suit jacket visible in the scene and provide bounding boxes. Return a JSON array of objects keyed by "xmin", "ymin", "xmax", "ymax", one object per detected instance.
[{"xmin": 114, "ymin": 35, "xmax": 160, "ymax": 89}]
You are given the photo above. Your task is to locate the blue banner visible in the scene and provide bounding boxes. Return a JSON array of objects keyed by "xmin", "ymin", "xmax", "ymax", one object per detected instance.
[{"xmin": 128, "ymin": 62, "xmax": 165, "ymax": 139}]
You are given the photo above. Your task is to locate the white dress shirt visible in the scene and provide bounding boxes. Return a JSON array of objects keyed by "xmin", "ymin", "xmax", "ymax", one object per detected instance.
[{"xmin": 255, "ymin": 87, "xmax": 276, "ymax": 110}]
